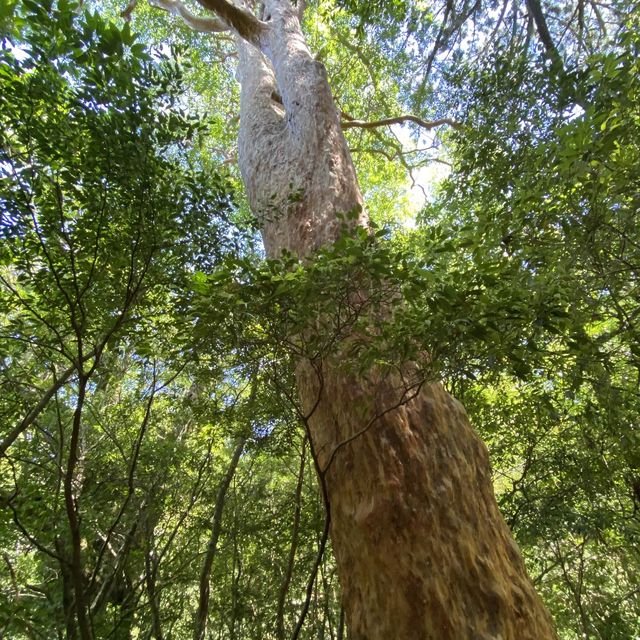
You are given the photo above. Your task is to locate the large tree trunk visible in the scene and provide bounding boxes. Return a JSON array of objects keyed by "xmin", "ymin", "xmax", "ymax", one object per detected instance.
[
  {"xmin": 216, "ymin": 0, "xmax": 558, "ymax": 637},
  {"xmin": 296, "ymin": 363, "xmax": 557, "ymax": 639}
]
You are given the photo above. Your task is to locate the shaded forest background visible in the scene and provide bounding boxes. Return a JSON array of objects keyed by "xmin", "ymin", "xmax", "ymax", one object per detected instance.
[{"xmin": 0, "ymin": 0, "xmax": 639, "ymax": 637}]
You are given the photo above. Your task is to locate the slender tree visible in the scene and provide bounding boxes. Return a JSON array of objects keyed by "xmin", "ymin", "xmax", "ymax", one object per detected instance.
[{"xmin": 141, "ymin": 0, "xmax": 558, "ymax": 637}]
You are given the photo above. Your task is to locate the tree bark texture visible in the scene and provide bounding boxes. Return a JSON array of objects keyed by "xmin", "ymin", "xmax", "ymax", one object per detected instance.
[
  {"xmin": 297, "ymin": 363, "xmax": 557, "ymax": 640},
  {"xmin": 194, "ymin": 0, "xmax": 559, "ymax": 637},
  {"xmin": 235, "ymin": 2, "xmax": 364, "ymax": 257}
]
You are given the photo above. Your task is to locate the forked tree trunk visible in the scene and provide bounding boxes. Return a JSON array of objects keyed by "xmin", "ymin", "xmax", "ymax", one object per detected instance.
[{"xmin": 190, "ymin": 0, "xmax": 558, "ymax": 636}]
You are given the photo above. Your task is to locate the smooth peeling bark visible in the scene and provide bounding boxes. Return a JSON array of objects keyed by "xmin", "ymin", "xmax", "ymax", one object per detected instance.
[
  {"xmin": 201, "ymin": 0, "xmax": 558, "ymax": 637},
  {"xmin": 236, "ymin": 2, "xmax": 364, "ymax": 257}
]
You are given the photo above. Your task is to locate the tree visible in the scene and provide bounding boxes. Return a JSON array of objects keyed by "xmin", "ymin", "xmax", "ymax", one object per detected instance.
[
  {"xmin": 2, "ymin": 0, "xmax": 638, "ymax": 638},
  {"xmin": 132, "ymin": 0, "xmax": 558, "ymax": 637}
]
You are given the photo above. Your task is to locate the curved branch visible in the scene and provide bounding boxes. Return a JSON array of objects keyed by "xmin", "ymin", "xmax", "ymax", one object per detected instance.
[
  {"xmin": 148, "ymin": 0, "xmax": 229, "ymax": 32},
  {"xmin": 340, "ymin": 112, "xmax": 462, "ymax": 131},
  {"xmin": 195, "ymin": 0, "xmax": 266, "ymax": 44},
  {"xmin": 321, "ymin": 379, "xmax": 425, "ymax": 477}
]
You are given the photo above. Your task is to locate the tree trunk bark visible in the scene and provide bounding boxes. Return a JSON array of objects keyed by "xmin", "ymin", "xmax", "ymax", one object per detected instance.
[
  {"xmin": 297, "ymin": 363, "xmax": 557, "ymax": 639},
  {"xmin": 202, "ymin": 0, "xmax": 559, "ymax": 637}
]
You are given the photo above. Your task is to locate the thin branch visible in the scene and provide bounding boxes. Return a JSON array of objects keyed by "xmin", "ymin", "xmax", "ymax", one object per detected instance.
[
  {"xmin": 1, "ymin": 260, "xmax": 144, "ymax": 459},
  {"xmin": 289, "ymin": 509, "xmax": 330, "ymax": 640},
  {"xmin": 0, "ymin": 272, "xmax": 71, "ymax": 359},
  {"xmin": 478, "ymin": 0, "xmax": 510, "ymax": 58},
  {"xmin": 0, "ymin": 351, "xmax": 95, "ymax": 457},
  {"xmin": 89, "ymin": 511, "xmax": 141, "ymax": 616},
  {"xmin": 588, "ymin": 0, "xmax": 606, "ymax": 36},
  {"xmin": 335, "ymin": 36, "xmax": 379, "ymax": 92},
  {"xmin": 276, "ymin": 436, "xmax": 307, "ymax": 640},
  {"xmin": 422, "ymin": 0, "xmax": 452, "ymax": 83},
  {"xmin": 349, "ymin": 146, "xmax": 395, "ymax": 162},
  {"xmin": 87, "ymin": 362, "xmax": 162, "ymax": 595},
  {"xmin": 6, "ymin": 498, "xmax": 64, "ymax": 562},
  {"xmin": 63, "ymin": 370, "xmax": 92, "ymax": 640},
  {"xmin": 340, "ymin": 112, "xmax": 462, "ymax": 131},
  {"xmin": 144, "ymin": 541, "xmax": 164, "ymax": 640},
  {"xmin": 285, "ymin": 365, "xmax": 333, "ymax": 640},
  {"xmin": 193, "ymin": 434, "xmax": 247, "ymax": 640},
  {"xmin": 321, "ymin": 378, "xmax": 425, "ymax": 477},
  {"xmin": 525, "ymin": 0, "xmax": 563, "ymax": 66}
]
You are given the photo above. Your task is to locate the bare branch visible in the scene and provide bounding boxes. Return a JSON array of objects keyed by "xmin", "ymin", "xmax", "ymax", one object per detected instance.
[
  {"xmin": 195, "ymin": 0, "xmax": 266, "ymax": 44},
  {"xmin": 276, "ymin": 436, "xmax": 306, "ymax": 640},
  {"xmin": 148, "ymin": 0, "xmax": 229, "ymax": 33},
  {"xmin": 194, "ymin": 434, "xmax": 247, "ymax": 640},
  {"xmin": 63, "ymin": 371, "xmax": 92, "ymax": 640},
  {"xmin": 1, "ymin": 244, "xmax": 149, "ymax": 458},
  {"xmin": 340, "ymin": 111, "xmax": 462, "ymax": 132},
  {"xmin": 290, "ymin": 508, "xmax": 330, "ymax": 640},
  {"xmin": 321, "ymin": 378, "xmax": 425, "ymax": 477}
]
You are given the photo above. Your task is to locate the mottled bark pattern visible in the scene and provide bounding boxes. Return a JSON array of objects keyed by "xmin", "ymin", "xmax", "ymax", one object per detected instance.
[
  {"xmin": 297, "ymin": 361, "xmax": 557, "ymax": 639},
  {"xmin": 236, "ymin": 1, "xmax": 364, "ymax": 256},
  {"xmin": 233, "ymin": 0, "xmax": 558, "ymax": 637}
]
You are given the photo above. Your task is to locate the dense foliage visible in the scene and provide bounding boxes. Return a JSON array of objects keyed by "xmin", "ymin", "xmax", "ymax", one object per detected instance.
[{"xmin": 0, "ymin": 0, "xmax": 638, "ymax": 639}]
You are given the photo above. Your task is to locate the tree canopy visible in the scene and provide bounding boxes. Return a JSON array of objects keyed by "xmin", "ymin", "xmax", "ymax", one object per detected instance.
[{"xmin": 0, "ymin": 0, "xmax": 638, "ymax": 638}]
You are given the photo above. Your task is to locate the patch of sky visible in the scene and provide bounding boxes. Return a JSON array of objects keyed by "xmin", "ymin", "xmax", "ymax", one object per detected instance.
[{"xmin": 389, "ymin": 122, "xmax": 451, "ymax": 228}]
